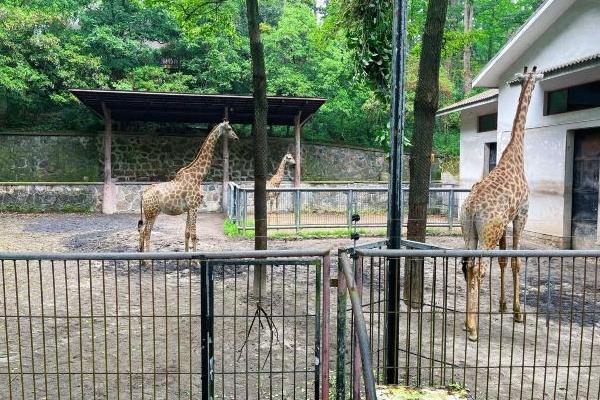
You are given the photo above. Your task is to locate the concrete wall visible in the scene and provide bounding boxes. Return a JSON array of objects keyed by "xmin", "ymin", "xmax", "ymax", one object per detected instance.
[
  {"xmin": 468, "ymin": 0, "xmax": 600, "ymax": 247},
  {"xmin": 459, "ymin": 102, "xmax": 499, "ymax": 189}
]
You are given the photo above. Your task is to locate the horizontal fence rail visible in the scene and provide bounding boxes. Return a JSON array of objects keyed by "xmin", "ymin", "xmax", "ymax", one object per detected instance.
[
  {"xmin": 339, "ymin": 248, "xmax": 600, "ymax": 400},
  {"xmin": 0, "ymin": 250, "xmax": 331, "ymax": 400},
  {"xmin": 227, "ymin": 182, "xmax": 470, "ymax": 232}
]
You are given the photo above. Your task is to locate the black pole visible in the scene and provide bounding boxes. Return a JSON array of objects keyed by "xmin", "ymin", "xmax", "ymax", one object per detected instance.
[{"xmin": 385, "ymin": 0, "xmax": 408, "ymax": 385}]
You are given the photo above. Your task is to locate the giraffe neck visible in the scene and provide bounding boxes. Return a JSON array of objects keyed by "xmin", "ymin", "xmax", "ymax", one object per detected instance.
[
  {"xmin": 178, "ymin": 125, "xmax": 221, "ymax": 183},
  {"xmin": 268, "ymin": 159, "xmax": 288, "ymax": 188},
  {"xmin": 498, "ymin": 78, "xmax": 536, "ymax": 172}
]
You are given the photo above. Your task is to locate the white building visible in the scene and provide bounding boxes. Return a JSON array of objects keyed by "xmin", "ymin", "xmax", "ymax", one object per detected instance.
[{"xmin": 438, "ymin": 0, "xmax": 600, "ymax": 249}]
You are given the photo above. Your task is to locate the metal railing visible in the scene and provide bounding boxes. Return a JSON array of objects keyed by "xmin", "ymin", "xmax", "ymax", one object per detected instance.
[
  {"xmin": 337, "ymin": 247, "xmax": 600, "ymax": 399},
  {"xmin": 0, "ymin": 250, "xmax": 331, "ymax": 400},
  {"xmin": 227, "ymin": 182, "xmax": 470, "ymax": 231}
]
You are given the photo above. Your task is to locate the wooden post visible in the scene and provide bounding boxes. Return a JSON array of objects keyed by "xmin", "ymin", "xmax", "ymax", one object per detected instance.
[
  {"xmin": 294, "ymin": 112, "xmax": 302, "ymax": 187},
  {"xmin": 222, "ymin": 107, "xmax": 230, "ymax": 212},
  {"xmin": 101, "ymin": 102, "xmax": 116, "ymax": 214}
]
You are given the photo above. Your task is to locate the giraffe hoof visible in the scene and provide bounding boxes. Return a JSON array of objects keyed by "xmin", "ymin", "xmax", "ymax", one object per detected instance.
[
  {"xmin": 468, "ymin": 331, "xmax": 479, "ymax": 342},
  {"xmin": 514, "ymin": 312, "xmax": 523, "ymax": 323},
  {"xmin": 499, "ymin": 301, "xmax": 508, "ymax": 313}
]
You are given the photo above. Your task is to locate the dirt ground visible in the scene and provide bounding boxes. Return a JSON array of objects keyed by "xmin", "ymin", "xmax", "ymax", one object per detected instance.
[{"xmin": 0, "ymin": 212, "xmax": 597, "ymax": 399}]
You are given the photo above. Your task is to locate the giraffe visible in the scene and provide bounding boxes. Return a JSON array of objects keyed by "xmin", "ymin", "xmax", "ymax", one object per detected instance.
[
  {"xmin": 138, "ymin": 121, "xmax": 238, "ymax": 254},
  {"xmin": 266, "ymin": 153, "xmax": 296, "ymax": 212},
  {"xmin": 460, "ymin": 66, "xmax": 543, "ymax": 342}
]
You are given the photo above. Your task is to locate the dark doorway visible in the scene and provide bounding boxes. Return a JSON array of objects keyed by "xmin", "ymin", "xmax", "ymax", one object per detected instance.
[
  {"xmin": 484, "ymin": 142, "xmax": 497, "ymax": 176},
  {"xmin": 571, "ymin": 128, "xmax": 600, "ymax": 248}
]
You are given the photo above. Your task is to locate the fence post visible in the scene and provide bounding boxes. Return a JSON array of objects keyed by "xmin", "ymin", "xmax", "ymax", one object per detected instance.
[
  {"xmin": 352, "ymin": 255, "xmax": 363, "ymax": 400},
  {"xmin": 242, "ymin": 190, "xmax": 248, "ymax": 235},
  {"xmin": 347, "ymin": 189, "xmax": 354, "ymax": 230},
  {"xmin": 448, "ymin": 188, "xmax": 455, "ymax": 231},
  {"xmin": 200, "ymin": 259, "xmax": 214, "ymax": 400},
  {"xmin": 320, "ymin": 254, "xmax": 331, "ymax": 400},
  {"xmin": 336, "ymin": 251, "xmax": 348, "ymax": 400},
  {"xmin": 295, "ymin": 189, "xmax": 301, "ymax": 232}
]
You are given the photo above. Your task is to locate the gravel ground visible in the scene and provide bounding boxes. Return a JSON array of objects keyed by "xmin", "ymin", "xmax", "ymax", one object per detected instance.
[{"xmin": 1, "ymin": 212, "xmax": 596, "ymax": 400}]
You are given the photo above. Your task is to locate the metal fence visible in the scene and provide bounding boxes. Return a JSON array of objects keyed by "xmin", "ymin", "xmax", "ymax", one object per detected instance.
[
  {"xmin": 0, "ymin": 250, "xmax": 331, "ymax": 400},
  {"xmin": 227, "ymin": 182, "xmax": 470, "ymax": 231},
  {"xmin": 337, "ymin": 248, "xmax": 600, "ymax": 400}
]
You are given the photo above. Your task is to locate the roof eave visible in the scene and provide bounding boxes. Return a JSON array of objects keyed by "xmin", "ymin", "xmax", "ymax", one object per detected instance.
[
  {"xmin": 473, "ymin": 0, "xmax": 575, "ymax": 88},
  {"xmin": 436, "ymin": 97, "xmax": 498, "ymax": 117}
]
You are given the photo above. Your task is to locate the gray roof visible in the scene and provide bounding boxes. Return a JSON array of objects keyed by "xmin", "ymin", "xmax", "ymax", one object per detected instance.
[
  {"xmin": 506, "ymin": 53, "xmax": 600, "ymax": 85},
  {"xmin": 70, "ymin": 89, "xmax": 326, "ymax": 126},
  {"xmin": 436, "ymin": 89, "xmax": 499, "ymax": 116}
]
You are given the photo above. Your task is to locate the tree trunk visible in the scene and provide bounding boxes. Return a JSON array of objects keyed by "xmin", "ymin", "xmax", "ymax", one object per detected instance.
[
  {"xmin": 405, "ymin": 0, "xmax": 449, "ymax": 308},
  {"xmin": 463, "ymin": 0, "xmax": 473, "ymax": 94},
  {"xmin": 246, "ymin": 0, "xmax": 269, "ymax": 298}
]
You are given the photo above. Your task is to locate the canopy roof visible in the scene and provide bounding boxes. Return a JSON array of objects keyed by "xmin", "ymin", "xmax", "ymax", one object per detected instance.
[{"xmin": 70, "ymin": 89, "xmax": 326, "ymax": 126}]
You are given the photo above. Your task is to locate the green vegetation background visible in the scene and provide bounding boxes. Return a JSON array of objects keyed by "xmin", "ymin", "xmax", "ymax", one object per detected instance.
[{"xmin": 0, "ymin": 0, "xmax": 541, "ymax": 159}]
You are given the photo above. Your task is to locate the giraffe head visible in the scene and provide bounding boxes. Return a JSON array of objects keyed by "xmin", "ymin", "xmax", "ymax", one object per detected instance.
[
  {"xmin": 218, "ymin": 120, "xmax": 239, "ymax": 140},
  {"xmin": 512, "ymin": 66, "xmax": 544, "ymax": 86},
  {"xmin": 282, "ymin": 153, "xmax": 296, "ymax": 166}
]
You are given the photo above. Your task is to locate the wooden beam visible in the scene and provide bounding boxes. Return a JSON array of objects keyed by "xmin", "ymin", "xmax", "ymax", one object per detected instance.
[
  {"xmin": 101, "ymin": 102, "xmax": 116, "ymax": 214},
  {"xmin": 222, "ymin": 107, "xmax": 230, "ymax": 212},
  {"xmin": 294, "ymin": 111, "xmax": 302, "ymax": 187}
]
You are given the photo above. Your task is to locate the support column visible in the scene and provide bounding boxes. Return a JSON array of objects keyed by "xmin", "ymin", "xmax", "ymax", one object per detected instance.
[
  {"xmin": 385, "ymin": 0, "xmax": 408, "ymax": 385},
  {"xmin": 222, "ymin": 107, "xmax": 230, "ymax": 212},
  {"xmin": 294, "ymin": 112, "xmax": 302, "ymax": 187},
  {"xmin": 101, "ymin": 102, "xmax": 116, "ymax": 214}
]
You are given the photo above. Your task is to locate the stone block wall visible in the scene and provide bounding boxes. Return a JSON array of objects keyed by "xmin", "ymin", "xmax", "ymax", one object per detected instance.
[
  {"xmin": 0, "ymin": 132, "xmax": 387, "ymax": 183},
  {"xmin": 0, "ymin": 184, "xmax": 102, "ymax": 212},
  {"xmin": 0, "ymin": 183, "xmax": 222, "ymax": 213}
]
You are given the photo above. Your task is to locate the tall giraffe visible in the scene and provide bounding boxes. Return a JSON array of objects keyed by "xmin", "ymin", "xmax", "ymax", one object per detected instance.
[
  {"xmin": 138, "ymin": 121, "xmax": 238, "ymax": 254},
  {"xmin": 267, "ymin": 153, "xmax": 296, "ymax": 212},
  {"xmin": 460, "ymin": 66, "xmax": 543, "ymax": 341}
]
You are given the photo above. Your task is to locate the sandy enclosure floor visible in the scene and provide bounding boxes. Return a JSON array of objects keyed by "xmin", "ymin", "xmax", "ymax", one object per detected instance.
[
  {"xmin": 0, "ymin": 212, "xmax": 597, "ymax": 399},
  {"xmin": 0, "ymin": 212, "xmax": 357, "ymax": 399},
  {"xmin": 343, "ymin": 252, "xmax": 600, "ymax": 400}
]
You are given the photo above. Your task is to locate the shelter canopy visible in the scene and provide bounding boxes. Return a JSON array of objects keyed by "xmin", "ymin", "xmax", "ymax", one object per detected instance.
[{"xmin": 70, "ymin": 89, "xmax": 326, "ymax": 126}]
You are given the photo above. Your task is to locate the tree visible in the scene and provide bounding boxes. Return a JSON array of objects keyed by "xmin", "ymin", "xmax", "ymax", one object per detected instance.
[
  {"xmin": 245, "ymin": 0, "xmax": 269, "ymax": 293},
  {"xmin": 404, "ymin": 0, "xmax": 449, "ymax": 307},
  {"xmin": 462, "ymin": 0, "xmax": 473, "ymax": 93}
]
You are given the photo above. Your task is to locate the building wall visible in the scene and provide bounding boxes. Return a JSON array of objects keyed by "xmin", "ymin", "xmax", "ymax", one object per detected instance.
[
  {"xmin": 459, "ymin": 103, "xmax": 498, "ymax": 189},
  {"xmin": 485, "ymin": 0, "xmax": 600, "ymax": 247}
]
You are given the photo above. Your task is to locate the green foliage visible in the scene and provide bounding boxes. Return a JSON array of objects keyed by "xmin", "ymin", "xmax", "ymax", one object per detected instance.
[{"xmin": 1, "ymin": 0, "xmax": 542, "ymax": 156}]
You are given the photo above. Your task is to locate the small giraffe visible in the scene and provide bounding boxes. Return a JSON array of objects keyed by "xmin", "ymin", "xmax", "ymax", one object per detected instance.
[
  {"xmin": 138, "ymin": 121, "xmax": 238, "ymax": 254},
  {"xmin": 460, "ymin": 66, "xmax": 543, "ymax": 342},
  {"xmin": 267, "ymin": 153, "xmax": 296, "ymax": 212}
]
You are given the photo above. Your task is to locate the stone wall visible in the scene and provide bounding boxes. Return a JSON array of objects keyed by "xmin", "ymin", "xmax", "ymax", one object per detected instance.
[
  {"xmin": 0, "ymin": 184, "xmax": 102, "ymax": 212},
  {"xmin": 0, "ymin": 132, "xmax": 387, "ymax": 183},
  {"xmin": 0, "ymin": 183, "xmax": 222, "ymax": 213}
]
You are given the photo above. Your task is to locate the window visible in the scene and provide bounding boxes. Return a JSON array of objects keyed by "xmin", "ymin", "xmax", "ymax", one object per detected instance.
[
  {"xmin": 546, "ymin": 80, "xmax": 600, "ymax": 115},
  {"xmin": 484, "ymin": 142, "xmax": 497, "ymax": 175},
  {"xmin": 478, "ymin": 113, "xmax": 497, "ymax": 132}
]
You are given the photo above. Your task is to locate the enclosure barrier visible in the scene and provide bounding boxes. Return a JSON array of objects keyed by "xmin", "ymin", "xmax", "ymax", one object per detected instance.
[
  {"xmin": 337, "ymin": 247, "xmax": 600, "ymax": 400},
  {"xmin": 227, "ymin": 182, "xmax": 469, "ymax": 231},
  {"xmin": 0, "ymin": 249, "xmax": 331, "ymax": 400}
]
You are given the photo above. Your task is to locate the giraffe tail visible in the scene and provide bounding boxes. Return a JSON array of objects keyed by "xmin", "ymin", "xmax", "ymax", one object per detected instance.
[{"xmin": 138, "ymin": 195, "xmax": 144, "ymax": 231}]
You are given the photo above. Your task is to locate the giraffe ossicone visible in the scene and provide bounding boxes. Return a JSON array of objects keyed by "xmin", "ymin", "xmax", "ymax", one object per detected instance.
[{"xmin": 138, "ymin": 121, "xmax": 238, "ymax": 256}]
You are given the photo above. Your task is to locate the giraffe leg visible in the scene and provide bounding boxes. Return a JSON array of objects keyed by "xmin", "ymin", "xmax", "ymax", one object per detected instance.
[
  {"xmin": 185, "ymin": 210, "xmax": 192, "ymax": 252},
  {"xmin": 512, "ymin": 210, "xmax": 527, "ymax": 323},
  {"xmin": 142, "ymin": 215, "xmax": 156, "ymax": 266},
  {"xmin": 461, "ymin": 222, "xmax": 478, "ymax": 338},
  {"xmin": 468, "ymin": 221, "xmax": 504, "ymax": 342},
  {"xmin": 189, "ymin": 208, "xmax": 198, "ymax": 252},
  {"xmin": 499, "ymin": 231, "xmax": 508, "ymax": 313}
]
